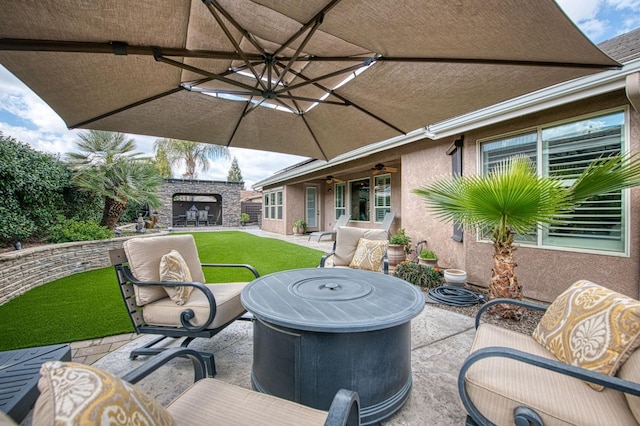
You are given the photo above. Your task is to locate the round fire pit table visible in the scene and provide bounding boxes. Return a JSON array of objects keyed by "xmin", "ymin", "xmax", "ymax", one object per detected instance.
[{"xmin": 241, "ymin": 267, "xmax": 425, "ymax": 425}]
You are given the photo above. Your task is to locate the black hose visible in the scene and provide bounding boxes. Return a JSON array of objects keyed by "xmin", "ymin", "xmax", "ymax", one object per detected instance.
[{"xmin": 428, "ymin": 286, "xmax": 485, "ymax": 307}]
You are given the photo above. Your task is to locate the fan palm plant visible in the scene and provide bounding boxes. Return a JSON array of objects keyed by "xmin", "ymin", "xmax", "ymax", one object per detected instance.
[
  {"xmin": 413, "ymin": 154, "xmax": 640, "ymax": 318},
  {"xmin": 153, "ymin": 138, "xmax": 229, "ymax": 179},
  {"xmin": 67, "ymin": 130, "xmax": 162, "ymax": 230}
]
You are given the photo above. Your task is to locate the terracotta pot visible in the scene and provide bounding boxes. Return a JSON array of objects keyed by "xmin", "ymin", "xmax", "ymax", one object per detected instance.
[
  {"xmin": 418, "ymin": 258, "xmax": 438, "ymax": 268},
  {"xmin": 387, "ymin": 244, "xmax": 406, "ymax": 267}
]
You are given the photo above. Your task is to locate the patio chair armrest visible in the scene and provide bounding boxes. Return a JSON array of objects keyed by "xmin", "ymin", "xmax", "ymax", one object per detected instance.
[
  {"xmin": 324, "ymin": 389, "xmax": 360, "ymax": 426},
  {"xmin": 475, "ymin": 298, "xmax": 548, "ymax": 329},
  {"xmin": 201, "ymin": 263, "xmax": 260, "ymax": 278},
  {"xmin": 320, "ymin": 252, "xmax": 335, "ymax": 267},
  {"xmin": 458, "ymin": 346, "xmax": 640, "ymax": 426},
  {"xmin": 122, "ymin": 348, "xmax": 207, "ymax": 385},
  {"xmin": 120, "ymin": 266, "xmax": 218, "ymax": 331}
]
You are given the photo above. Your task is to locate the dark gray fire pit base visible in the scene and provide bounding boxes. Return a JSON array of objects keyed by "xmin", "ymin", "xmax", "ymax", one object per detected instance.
[
  {"xmin": 241, "ymin": 268, "xmax": 425, "ymax": 425},
  {"xmin": 251, "ymin": 318, "xmax": 412, "ymax": 425}
]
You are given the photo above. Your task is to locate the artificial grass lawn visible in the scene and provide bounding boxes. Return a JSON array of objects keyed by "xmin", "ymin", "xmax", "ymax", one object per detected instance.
[{"xmin": 0, "ymin": 231, "xmax": 324, "ymax": 351}]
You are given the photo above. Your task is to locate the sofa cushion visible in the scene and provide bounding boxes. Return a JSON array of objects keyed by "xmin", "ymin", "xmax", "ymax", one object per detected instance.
[
  {"xmin": 167, "ymin": 377, "xmax": 327, "ymax": 425},
  {"xmin": 465, "ymin": 323, "xmax": 637, "ymax": 425},
  {"xmin": 33, "ymin": 361, "xmax": 173, "ymax": 426},
  {"xmin": 142, "ymin": 283, "xmax": 248, "ymax": 330},
  {"xmin": 124, "ymin": 235, "xmax": 206, "ymax": 306},
  {"xmin": 349, "ymin": 238, "xmax": 388, "ymax": 272},
  {"xmin": 334, "ymin": 227, "xmax": 389, "ymax": 267},
  {"xmin": 618, "ymin": 349, "xmax": 640, "ymax": 423},
  {"xmin": 532, "ymin": 280, "xmax": 640, "ymax": 390},
  {"xmin": 159, "ymin": 250, "xmax": 195, "ymax": 305}
]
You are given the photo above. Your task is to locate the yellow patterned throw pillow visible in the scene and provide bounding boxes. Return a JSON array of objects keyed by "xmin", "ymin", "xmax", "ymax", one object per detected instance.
[
  {"xmin": 159, "ymin": 249, "xmax": 194, "ymax": 305},
  {"xmin": 349, "ymin": 238, "xmax": 389, "ymax": 272},
  {"xmin": 33, "ymin": 361, "xmax": 174, "ymax": 426},
  {"xmin": 532, "ymin": 280, "xmax": 640, "ymax": 390}
]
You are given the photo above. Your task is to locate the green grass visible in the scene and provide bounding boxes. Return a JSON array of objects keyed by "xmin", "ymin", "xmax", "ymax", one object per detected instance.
[{"xmin": 0, "ymin": 232, "xmax": 324, "ymax": 351}]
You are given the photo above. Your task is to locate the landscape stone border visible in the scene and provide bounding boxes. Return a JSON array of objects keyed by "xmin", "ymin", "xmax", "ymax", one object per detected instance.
[{"xmin": 0, "ymin": 234, "xmax": 162, "ymax": 305}]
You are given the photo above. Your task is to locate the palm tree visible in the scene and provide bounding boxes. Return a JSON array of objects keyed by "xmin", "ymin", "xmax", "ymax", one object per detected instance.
[
  {"xmin": 153, "ymin": 138, "xmax": 229, "ymax": 179},
  {"xmin": 413, "ymin": 154, "xmax": 640, "ymax": 318},
  {"xmin": 67, "ymin": 130, "xmax": 162, "ymax": 230}
]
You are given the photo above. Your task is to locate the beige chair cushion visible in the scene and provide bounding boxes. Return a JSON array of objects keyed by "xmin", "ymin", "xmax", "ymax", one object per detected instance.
[
  {"xmin": 618, "ymin": 349, "xmax": 640, "ymax": 423},
  {"xmin": 465, "ymin": 323, "xmax": 637, "ymax": 425},
  {"xmin": 334, "ymin": 227, "xmax": 389, "ymax": 267},
  {"xmin": 33, "ymin": 361, "xmax": 173, "ymax": 426},
  {"xmin": 349, "ymin": 238, "xmax": 388, "ymax": 272},
  {"xmin": 168, "ymin": 377, "xmax": 327, "ymax": 426},
  {"xmin": 142, "ymin": 283, "xmax": 248, "ymax": 330},
  {"xmin": 124, "ymin": 235, "xmax": 206, "ymax": 306},
  {"xmin": 532, "ymin": 280, "xmax": 640, "ymax": 390},
  {"xmin": 159, "ymin": 249, "xmax": 195, "ymax": 305}
]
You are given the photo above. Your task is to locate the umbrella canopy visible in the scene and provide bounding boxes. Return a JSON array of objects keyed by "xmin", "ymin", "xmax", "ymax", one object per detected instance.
[{"xmin": 0, "ymin": 0, "xmax": 619, "ymax": 160}]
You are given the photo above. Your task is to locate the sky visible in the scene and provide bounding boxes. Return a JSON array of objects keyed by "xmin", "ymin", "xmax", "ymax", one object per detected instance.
[{"xmin": 1, "ymin": 0, "xmax": 639, "ymax": 189}]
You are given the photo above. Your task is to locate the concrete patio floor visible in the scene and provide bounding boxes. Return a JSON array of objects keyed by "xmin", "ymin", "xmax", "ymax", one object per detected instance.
[{"xmin": 91, "ymin": 302, "xmax": 475, "ymax": 425}]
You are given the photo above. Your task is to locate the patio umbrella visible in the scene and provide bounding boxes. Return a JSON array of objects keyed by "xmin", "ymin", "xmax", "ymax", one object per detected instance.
[{"xmin": 0, "ymin": 0, "xmax": 619, "ymax": 160}]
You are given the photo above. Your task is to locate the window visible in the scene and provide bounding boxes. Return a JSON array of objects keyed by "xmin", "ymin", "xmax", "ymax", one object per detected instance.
[
  {"xmin": 263, "ymin": 189, "xmax": 283, "ymax": 220},
  {"xmin": 334, "ymin": 182, "xmax": 346, "ymax": 219},
  {"xmin": 479, "ymin": 110, "xmax": 626, "ymax": 253},
  {"xmin": 349, "ymin": 178, "xmax": 370, "ymax": 221},
  {"xmin": 374, "ymin": 175, "xmax": 391, "ymax": 222}
]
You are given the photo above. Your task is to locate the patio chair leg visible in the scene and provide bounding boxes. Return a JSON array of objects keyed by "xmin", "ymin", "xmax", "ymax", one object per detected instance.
[{"xmin": 130, "ymin": 336, "xmax": 216, "ymax": 377}]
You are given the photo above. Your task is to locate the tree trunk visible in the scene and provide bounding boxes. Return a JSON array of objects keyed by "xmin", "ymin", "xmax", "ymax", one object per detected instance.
[
  {"xmin": 100, "ymin": 197, "xmax": 127, "ymax": 230},
  {"xmin": 489, "ymin": 229, "xmax": 523, "ymax": 319}
]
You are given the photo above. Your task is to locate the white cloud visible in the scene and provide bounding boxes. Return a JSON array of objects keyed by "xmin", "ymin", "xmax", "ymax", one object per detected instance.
[{"xmin": 556, "ymin": 0, "xmax": 602, "ymax": 23}]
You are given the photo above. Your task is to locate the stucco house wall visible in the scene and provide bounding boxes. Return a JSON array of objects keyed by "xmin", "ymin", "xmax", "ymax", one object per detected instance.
[{"xmin": 400, "ymin": 90, "xmax": 640, "ymax": 302}]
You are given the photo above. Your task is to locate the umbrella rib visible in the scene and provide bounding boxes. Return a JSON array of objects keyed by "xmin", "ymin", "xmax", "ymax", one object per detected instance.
[
  {"xmin": 278, "ymin": 94, "xmax": 349, "ymax": 106},
  {"xmin": 0, "ymin": 38, "xmax": 261, "ymax": 60},
  {"xmin": 153, "ymin": 51, "xmax": 262, "ymax": 94},
  {"xmin": 226, "ymin": 101, "xmax": 252, "ymax": 148},
  {"xmin": 286, "ymin": 55, "xmax": 621, "ymax": 70},
  {"xmin": 300, "ymin": 113, "xmax": 329, "ymax": 161},
  {"xmin": 202, "ymin": 1, "xmax": 267, "ymax": 91},
  {"xmin": 275, "ymin": 61, "xmax": 407, "ymax": 135},
  {"xmin": 273, "ymin": 0, "xmax": 343, "ymax": 57},
  {"xmin": 273, "ymin": 17, "xmax": 323, "ymax": 90},
  {"xmin": 274, "ymin": 60, "xmax": 371, "ymax": 94},
  {"xmin": 69, "ymin": 87, "xmax": 185, "ymax": 128}
]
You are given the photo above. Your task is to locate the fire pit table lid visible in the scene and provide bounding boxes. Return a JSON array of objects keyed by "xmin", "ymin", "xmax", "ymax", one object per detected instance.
[{"xmin": 241, "ymin": 268, "xmax": 425, "ymax": 332}]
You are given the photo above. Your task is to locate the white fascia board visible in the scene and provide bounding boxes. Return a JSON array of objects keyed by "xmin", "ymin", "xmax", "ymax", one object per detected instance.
[{"xmin": 427, "ymin": 59, "xmax": 640, "ymax": 139}]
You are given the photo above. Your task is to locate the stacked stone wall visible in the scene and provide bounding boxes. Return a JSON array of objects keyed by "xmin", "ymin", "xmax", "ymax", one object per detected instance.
[{"xmin": 0, "ymin": 235, "xmax": 157, "ymax": 305}]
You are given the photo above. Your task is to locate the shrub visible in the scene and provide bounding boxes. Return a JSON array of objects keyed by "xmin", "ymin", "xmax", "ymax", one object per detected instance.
[
  {"xmin": 240, "ymin": 213, "xmax": 251, "ymax": 223},
  {"xmin": 46, "ymin": 219, "xmax": 113, "ymax": 243},
  {"xmin": 393, "ymin": 261, "xmax": 442, "ymax": 289}
]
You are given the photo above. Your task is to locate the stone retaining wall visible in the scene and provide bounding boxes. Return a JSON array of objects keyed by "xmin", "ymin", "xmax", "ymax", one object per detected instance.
[{"xmin": 0, "ymin": 234, "xmax": 157, "ymax": 305}]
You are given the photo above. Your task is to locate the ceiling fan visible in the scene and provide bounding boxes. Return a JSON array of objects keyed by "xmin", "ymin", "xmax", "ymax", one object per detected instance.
[
  {"xmin": 371, "ymin": 163, "xmax": 398, "ymax": 175},
  {"xmin": 325, "ymin": 175, "xmax": 344, "ymax": 185}
]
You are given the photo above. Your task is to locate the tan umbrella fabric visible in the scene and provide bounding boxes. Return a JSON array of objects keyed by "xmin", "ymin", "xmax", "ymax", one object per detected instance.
[{"xmin": 0, "ymin": 0, "xmax": 619, "ymax": 160}]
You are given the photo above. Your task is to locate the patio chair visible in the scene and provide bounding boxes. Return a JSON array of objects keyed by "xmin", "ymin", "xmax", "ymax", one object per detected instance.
[
  {"xmin": 30, "ymin": 348, "xmax": 360, "ymax": 426},
  {"xmin": 379, "ymin": 211, "xmax": 395, "ymax": 235},
  {"xmin": 459, "ymin": 280, "xmax": 640, "ymax": 425},
  {"xmin": 197, "ymin": 209, "xmax": 209, "ymax": 226},
  {"xmin": 185, "ymin": 209, "xmax": 197, "ymax": 226},
  {"xmin": 109, "ymin": 234, "xmax": 259, "ymax": 377},
  {"xmin": 320, "ymin": 226, "xmax": 389, "ymax": 274},
  {"xmin": 308, "ymin": 214, "xmax": 351, "ymax": 242}
]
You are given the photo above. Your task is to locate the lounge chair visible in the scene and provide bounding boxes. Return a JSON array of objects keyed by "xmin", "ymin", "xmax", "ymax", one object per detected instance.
[
  {"xmin": 308, "ymin": 214, "xmax": 351, "ymax": 242},
  {"xmin": 110, "ymin": 234, "xmax": 259, "ymax": 377},
  {"xmin": 320, "ymin": 226, "xmax": 389, "ymax": 274},
  {"xmin": 459, "ymin": 280, "xmax": 640, "ymax": 425},
  {"xmin": 30, "ymin": 348, "xmax": 361, "ymax": 426},
  {"xmin": 379, "ymin": 211, "xmax": 395, "ymax": 235}
]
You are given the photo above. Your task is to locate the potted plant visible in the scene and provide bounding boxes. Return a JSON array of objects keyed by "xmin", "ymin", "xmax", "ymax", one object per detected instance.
[
  {"xmin": 292, "ymin": 219, "xmax": 307, "ymax": 235},
  {"xmin": 418, "ymin": 249, "xmax": 438, "ymax": 269},
  {"xmin": 388, "ymin": 228, "xmax": 411, "ymax": 267},
  {"xmin": 240, "ymin": 213, "xmax": 250, "ymax": 226}
]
